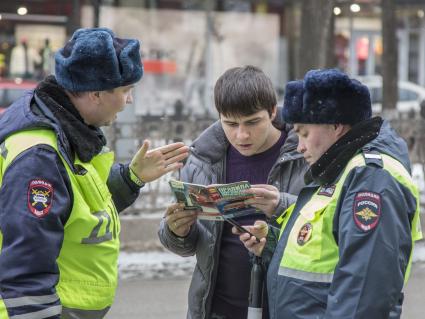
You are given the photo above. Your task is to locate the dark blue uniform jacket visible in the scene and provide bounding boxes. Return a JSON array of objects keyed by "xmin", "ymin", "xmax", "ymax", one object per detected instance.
[
  {"xmin": 266, "ymin": 120, "xmax": 418, "ymax": 319},
  {"xmin": 0, "ymin": 91, "xmax": 140, "ymax": 318}
]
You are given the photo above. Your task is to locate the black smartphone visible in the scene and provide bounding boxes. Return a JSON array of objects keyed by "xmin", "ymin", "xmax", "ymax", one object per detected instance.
[{"xmin": 226, "ymin": 217, "xmax": 260, "ymax": 243}]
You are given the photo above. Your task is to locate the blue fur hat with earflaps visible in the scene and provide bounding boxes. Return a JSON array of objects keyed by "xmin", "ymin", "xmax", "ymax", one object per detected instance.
[
  {"xmin": 55, "ymin": 28, "xmax": 143, "ymax": 92},
  {"xmin": 282, "ymin": 69, "xmax": 372, "ymax": 125}
]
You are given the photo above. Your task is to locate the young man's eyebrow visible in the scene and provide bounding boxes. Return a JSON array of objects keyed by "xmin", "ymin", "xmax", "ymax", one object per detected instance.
[
  {"xmin": 245, "ymin": 117, "xmax": 261, "ymax": 121},
  {"xmin": 238, "ymin": 116, "xmax": 262, "ymax": 124},
  {"xmin": 222, "ymin": 115, "xmax": 262, "ymax": 125}
]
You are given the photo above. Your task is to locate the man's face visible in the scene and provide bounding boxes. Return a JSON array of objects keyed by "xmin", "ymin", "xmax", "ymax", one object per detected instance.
[
  {"xmin": 294, "ymin": 123, "xmax": 341, "ymax": 165},
  {"xmin": 220, "ymin": 108, "xmax": 278, "ymax": 156},
  {"xmin": 92, "ymin": 84, "xmax": 134, "ymax": 126}
]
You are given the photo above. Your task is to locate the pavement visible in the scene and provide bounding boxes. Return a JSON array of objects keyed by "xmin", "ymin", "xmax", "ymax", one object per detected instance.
[
  {"xmin": 402, "ymin": 262, "xmax": 425, "ymax": 319},
  {"xmin": 105, "ymin": 277, "xmax": 190, "ymax": 319},
  {"xmin": 107, "ymin": 217, "xmax": 425, "ymax": 318},
  {"xmin": 105, "ymin": 261, "xmax": 425, "ymax": 319}
]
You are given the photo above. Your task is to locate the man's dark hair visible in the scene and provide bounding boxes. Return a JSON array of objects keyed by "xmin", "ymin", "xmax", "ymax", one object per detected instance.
[{"xmin": 214, "ymin": 65, "xmax": 277, "ymax": 117}]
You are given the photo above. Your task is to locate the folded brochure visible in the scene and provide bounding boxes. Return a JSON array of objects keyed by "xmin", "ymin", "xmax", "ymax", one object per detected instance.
[{"xmin": 169, "ymin": 180, "xmax": 263, "ymax": 221}]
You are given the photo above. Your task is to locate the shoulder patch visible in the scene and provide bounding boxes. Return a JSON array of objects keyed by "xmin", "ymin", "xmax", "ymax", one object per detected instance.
[
  {"xmin": 27, "ymin": 179, "xmax": 54, "ymax": 218},
  {"xmin": 353, "ymin": 191, "xmax": 381, "ymax": 232},
  {"xmin": 318, "ymin": 184, "xmax": 336, "ymax": 197}
]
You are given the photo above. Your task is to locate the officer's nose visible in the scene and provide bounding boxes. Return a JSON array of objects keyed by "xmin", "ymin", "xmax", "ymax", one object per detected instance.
[
  {"xmin": 126, "ymin": 94, "xmax": 133, "ymax": 104},
  {"xmin": 297, "ymin": 142, "xmax": 306, "ymax": 154}
]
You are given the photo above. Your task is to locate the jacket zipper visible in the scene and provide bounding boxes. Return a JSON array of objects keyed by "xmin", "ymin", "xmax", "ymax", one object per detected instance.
[{"xmin": 202, "ymin": 158, "xmax": 226, "ymax": 318}]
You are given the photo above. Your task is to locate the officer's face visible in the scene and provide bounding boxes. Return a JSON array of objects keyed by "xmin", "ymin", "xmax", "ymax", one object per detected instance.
[
  {"xmin": 294, "ymin": 123, "xmax": 342, "ymax": 165},
  {"xmin": 220, "ymin": 108, "xmax": 279, "ymax": 156},
  {"xmin": 91, "ymin": 84, "xmax": 134, "ymax": 127}
]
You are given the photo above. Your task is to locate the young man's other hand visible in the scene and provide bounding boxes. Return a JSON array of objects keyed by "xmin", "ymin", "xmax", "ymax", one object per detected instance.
[
  {"xmin": 165, "ymin": 203, "xmax": 198, "ymax": 237},
  {"xmin": 244, "ymin": 184, "xmax": 280, "ymax": 218}
]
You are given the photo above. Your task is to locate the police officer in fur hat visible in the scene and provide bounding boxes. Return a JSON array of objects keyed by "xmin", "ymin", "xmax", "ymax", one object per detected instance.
[
  {"xmin": 0, "ymin": 28, "xmax": 188, "ymax": 319},
  {"xmin": 237, "ymin": 69, "xmax": 422, "ymax": 319}
]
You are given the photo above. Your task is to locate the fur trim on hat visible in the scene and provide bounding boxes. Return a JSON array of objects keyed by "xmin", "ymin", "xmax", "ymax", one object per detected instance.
[
  {"xmin": 55, "ymin": 28, "xmax": 143, "ymax": 92},
  {"xmin": 282, "ymin": 69, "xmax": 371, "ymax": 125}
]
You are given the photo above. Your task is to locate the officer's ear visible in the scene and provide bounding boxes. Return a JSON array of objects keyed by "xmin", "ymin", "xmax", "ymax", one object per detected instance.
[
  {"xmin": 334, "ymin": 124, "xmax": 351, "ymax": 138},
  {"xmin": 88, "ymin": 91, "xmax": 102, "ymax": 105}
]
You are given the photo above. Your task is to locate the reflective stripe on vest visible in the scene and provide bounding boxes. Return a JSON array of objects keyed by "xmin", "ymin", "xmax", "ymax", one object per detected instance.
[
  {"xmin": 0, "ymin": 129, "xmax": 120, "ymax": 317},
  {"xmin": 2, "ymin": 294, "xmax": 59, "ymax": 308},
  {"xmin": 278, "ymin": 266, "xmax": 334, "ymax": 283},
  {"xmin": 0, "ymin": 294, "xmax": 61, "ymax": 319},
  {"xmin": 278, "ymin": 152, "xmax": 422, "ymax": 283}
]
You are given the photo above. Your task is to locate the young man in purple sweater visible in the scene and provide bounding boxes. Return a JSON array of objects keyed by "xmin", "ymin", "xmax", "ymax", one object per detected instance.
[{"xmin": 158, "ymin": 66, "xmax": 307, "ymax": 319}]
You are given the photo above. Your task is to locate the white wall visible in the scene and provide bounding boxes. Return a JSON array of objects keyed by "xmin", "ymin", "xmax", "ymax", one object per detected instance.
[{"xmin": 81, "ymin": 5, "xmax": 280, "ymax": 116}]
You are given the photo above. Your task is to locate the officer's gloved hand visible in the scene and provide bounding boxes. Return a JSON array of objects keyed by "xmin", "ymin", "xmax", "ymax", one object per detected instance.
[
  {"xmin": 233, "ymin": 220, "xmax": 268, "ymax": 257},
  {"xmin": 129, "ymin": 140, "xmax": 189, "ymax": 183}
]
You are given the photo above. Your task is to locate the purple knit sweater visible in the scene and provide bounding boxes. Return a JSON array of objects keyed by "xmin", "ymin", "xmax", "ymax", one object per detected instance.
[{"xmin": 211, "ymin": 132, "xmax": 286, "ymax": 319}]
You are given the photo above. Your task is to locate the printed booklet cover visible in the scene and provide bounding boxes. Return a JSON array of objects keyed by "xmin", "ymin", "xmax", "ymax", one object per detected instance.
[{"xmin": 168, "ymin": 180, "xmax": 262, "ymax": 220}]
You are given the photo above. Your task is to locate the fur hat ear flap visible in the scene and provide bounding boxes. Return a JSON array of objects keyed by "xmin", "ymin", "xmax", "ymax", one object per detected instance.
[
  {"xmin": 282, "ymin": 80, "xmax": 304, "ymax": 123},
  {"xmin": 282, "ymin": 69, "xmax": 372, "ymax": 125}
]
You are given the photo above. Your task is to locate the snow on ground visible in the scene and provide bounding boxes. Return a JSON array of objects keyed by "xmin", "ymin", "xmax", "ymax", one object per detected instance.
[
  {"xmin": 413, "ymin": 241, "xmax": 425, "ymax": 263},
  {"xmin": 118, "ymin": 241, "xmax": 425, "ymax": 280},
  {"xmin": 118, "ymin": 251, "xmax": 196, "ymax": 280}
]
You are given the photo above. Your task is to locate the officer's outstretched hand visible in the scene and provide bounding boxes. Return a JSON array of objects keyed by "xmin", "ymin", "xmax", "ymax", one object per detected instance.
[
  {"xmin": 130, "ymin": 140, "xmax": 189, "ymax": 182},
  {"xmin": 233, "ymin": 220, "xmax": 268, "ymax": 257},
  {"xmin": 244, "ymin": 184, "xmax": 280, "ymax": 218}
]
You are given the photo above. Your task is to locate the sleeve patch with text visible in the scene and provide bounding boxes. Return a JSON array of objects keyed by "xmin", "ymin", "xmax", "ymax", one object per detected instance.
[
  {"xmin": 27, "ymin": 179, "xmax": 54, "ymax": 218},
  {"xmin": 353, "ymin": 191, "xmax": 381, "ymax": 232}
]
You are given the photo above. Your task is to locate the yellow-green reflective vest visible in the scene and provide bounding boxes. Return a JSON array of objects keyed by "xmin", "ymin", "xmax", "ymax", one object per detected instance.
[
  {"xmin": 276, "ymin": 152, "xmax": 422, "ymax": 284},
  {"xmin": 0, "ymin": 129, "xmax": 120, "ymax": 318}
]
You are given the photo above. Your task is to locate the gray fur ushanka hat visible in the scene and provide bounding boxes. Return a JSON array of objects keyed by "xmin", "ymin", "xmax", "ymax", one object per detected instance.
[
  {"xmin": 55, "ymin": 28, "xmax": 143, "ymax": 92},
  {"xmin": 282, "ymin": 69, "xmax": 372, "ymax": 125}
]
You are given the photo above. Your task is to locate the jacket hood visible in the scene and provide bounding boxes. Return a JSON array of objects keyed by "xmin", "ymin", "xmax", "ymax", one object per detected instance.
[
  {"xmin": 366, "ymin": 119, "xmax": 411, "ymax": 172},
  {"xmin": 0, "ymin": 91, "xmax": 51, "ymax": 143},
  {"xmin": 189, "ymin": 107, "xmax": 301, "ymax": 164}
]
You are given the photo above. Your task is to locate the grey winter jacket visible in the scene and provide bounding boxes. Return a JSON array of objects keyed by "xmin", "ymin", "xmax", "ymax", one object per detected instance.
[{"xmin": 158, "ymin": 111, "xmax": 308, "ymax": 319}]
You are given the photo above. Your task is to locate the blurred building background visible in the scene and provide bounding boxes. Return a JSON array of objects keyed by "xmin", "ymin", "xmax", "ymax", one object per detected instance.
[
  {"xmin": 1, "ymin": 3, "xmax": 425, "ymax": 318},
  {"xmin": 2, "ymin": 1, "xmax": 424, "ymax": 85},
  {"xmin": 1, "ymin": 0, "xmax": 425, "ymax": 214}
]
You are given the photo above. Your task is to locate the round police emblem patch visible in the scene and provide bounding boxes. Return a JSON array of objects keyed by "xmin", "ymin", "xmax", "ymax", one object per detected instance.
[
  {"xmin": 353, "ymin": 191, "xmax": 381, "ymax": 232},
  {"xmin": 297, "ymin": 223, "xmax": 312, "ymax": 246},
  {"xmin": 27, "ymin": 179, "xmax": 54, "ymax": 218}
]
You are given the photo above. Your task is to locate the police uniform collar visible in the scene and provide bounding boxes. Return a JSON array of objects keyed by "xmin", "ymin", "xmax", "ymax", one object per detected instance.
[{"xmin": 35, "ymin": 76, "xmax": 106, "ymax": 163}]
